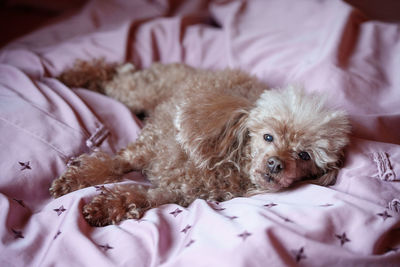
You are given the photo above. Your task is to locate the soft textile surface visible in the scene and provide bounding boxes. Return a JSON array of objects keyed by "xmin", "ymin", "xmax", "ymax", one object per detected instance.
[{"xmin": 1, "ymin": 0, "xmax": 399, "ymax": 266}]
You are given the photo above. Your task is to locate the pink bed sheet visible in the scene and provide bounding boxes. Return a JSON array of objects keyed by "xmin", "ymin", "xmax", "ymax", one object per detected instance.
[{"xmin": 0, "ymin": 0, "xmax": 399, "ymax": 266}]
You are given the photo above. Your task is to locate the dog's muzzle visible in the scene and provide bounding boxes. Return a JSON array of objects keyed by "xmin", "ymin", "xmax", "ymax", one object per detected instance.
[{"xmin": 267, "ymin": 156, "xmax": 284, "ymax": 174}]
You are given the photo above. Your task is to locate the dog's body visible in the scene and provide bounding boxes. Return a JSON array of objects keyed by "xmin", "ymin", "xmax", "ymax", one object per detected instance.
[{"xmin": 50, "ymin": 62, "xmax": 350, "ymax": 226}]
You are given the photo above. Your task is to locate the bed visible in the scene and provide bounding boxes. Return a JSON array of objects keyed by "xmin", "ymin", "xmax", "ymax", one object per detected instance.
[{"xmin": 0, "ymin": 0, "xmax": 399, "ymax": 266}]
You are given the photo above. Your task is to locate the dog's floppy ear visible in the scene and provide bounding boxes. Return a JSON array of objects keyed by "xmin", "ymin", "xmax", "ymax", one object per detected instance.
[
  {"xmin": 311, "ymin": 169, "xmax": 338, "ymax": 186},
  {"xmin": 176, "ymin": 92, "xmax": 251, "ymax": 170},
  {"xmin": 311, "ymin": 109, "xmax": 351, "ymax": 187}
]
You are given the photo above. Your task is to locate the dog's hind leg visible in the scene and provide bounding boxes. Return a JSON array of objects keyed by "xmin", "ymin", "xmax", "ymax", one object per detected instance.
[
  {"xmin": 58, "ymin": 60, "xmax": 195, "ymax": 115},
  {"xmin": 102, "ymin": 62, "xmax": 195, "ymax": 115},
  {"xmin": 58, "ymin": 59, "xmax": 118, "ymax": 93}
]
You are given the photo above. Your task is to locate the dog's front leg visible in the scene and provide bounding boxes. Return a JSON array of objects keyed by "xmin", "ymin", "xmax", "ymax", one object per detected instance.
[
  {"xmin": 83, "ymin": 185, "xmax": 184, "ymax": 226},
  {"xmin": 50, "ymin": 135, "xmax": 155, "ymax": 198},
  {"xmin": 49, "ymin": 151, "xmax": 131, "ymax": 198}
]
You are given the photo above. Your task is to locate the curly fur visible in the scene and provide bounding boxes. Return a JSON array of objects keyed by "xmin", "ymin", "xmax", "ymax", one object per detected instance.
[{"xmin": 50, "ymin": 61, "xmax": 351, "ymax": 226}]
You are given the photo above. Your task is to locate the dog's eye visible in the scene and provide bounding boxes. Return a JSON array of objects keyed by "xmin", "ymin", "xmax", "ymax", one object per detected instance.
[
  {"xmin": 263, "ymin": 134, "xmax": 273, "ymax": 142},
  {"xmin": 298, "ymin": 151, "xmax": 311, "ymax": 161}
]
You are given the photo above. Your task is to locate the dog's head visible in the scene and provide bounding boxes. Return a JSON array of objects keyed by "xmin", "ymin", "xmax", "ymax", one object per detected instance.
[
  {"xmin": 246, "ymin": 87, "xmax": 351, "ymax": 191},
  {"xmin": 176, "ymin": 85, "xmax": 350, "ymax": 192}
]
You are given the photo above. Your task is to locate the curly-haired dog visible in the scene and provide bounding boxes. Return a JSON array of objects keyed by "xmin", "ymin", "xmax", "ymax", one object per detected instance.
[{"xmin": 50, "ymin": 61, "xmax": 351, "ymax": 226}]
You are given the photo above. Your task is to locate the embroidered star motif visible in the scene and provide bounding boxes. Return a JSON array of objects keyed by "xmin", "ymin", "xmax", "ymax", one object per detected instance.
[
  {"xmin": 19, "ymin": 161, "xmax": 31, "ymax": 170},
  {"xmin": 292, "ymin": 247, "xmax": 306, "ymax": 262},
  {"xmin": 170, "ymin": 208, "xmax": 183, "ymax": 217},
  {"xmin": 238, "ymin": 231, "xmax": 252, "ymax": 241},
  {"xmin": 377, "ymin": 211, "xmax": 392, "ymax": 221},
  {"xmin": 319, "ymin": 203, "xmax": 333, "ymax": 207},
  {"xmin": 264, "ymin": 202, "xmax": 277, "ymax": 208},
  {"xmin": 13, "ymin": 198, "xmax": 26, "ymax": 208},
  {"xmin": 185, "ymin": 239, "xmax": 195, "ymax": 247},
  {"xmin": 335, "ymin": 232, "xmax": 350, "ymax": 246},
  {"xmin": 94, "ymin": 185, "xmax": 107, "ymax": 195},
  {"xmin": 99, "ymin": 243, "xmax": 113, "ymax": 251},
  {"xmin": 181, "ymin": 225, "xmax": 191, "ymax": 234},
  {"xmin": 283, "ymin": 217, "xmax": 293, "ymax": 223},
  {"xmin": 54, "ymin": 231, "xmax": 61, "ymax": 240},
  {"xmin": 11, "ymin": 229, "xmax": 24, "ymax": 239},
  {"xmin": 54, "ymin": 205, "xmax": 67, "ymax": 216},
  {"xmin": 95, "ymin": 185, "xmax": 106, "ymax": 191}
]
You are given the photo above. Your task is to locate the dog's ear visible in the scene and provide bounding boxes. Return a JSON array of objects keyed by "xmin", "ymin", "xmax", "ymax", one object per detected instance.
[
  {"xmin": 311, "ymin": 150, "xmax": 347, "ymax": 186},
  {"xmin": 176, "ymin": 92, "xmax": 251, "ymax": 170},
  {"xmin": 311, "ymin": 169, "xmax": 338, "ymax": 186},
  {"xmin": 310, "ymin": 110, "xmax": 350, "ymax": 187}
]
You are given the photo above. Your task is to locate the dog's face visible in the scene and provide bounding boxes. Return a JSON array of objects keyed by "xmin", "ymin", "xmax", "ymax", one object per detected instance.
[
  {"xmin": 247, "ymin": 120, "xmax": 325, "ymax": 191},
  {"xmin": 246, "ymin": 87, "xmax": 350, "ymax": 191}
]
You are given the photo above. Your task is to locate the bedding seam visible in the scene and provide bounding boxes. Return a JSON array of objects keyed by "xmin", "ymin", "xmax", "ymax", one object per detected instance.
[{"xmin": 0, "ymin": 115, "xmax": 68, "ymax": 159}]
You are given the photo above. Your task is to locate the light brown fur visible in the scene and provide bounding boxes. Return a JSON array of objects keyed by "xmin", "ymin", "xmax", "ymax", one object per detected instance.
[{"xmin": 50, "ymin": 61, "xmax": 351, "ymax": 226}]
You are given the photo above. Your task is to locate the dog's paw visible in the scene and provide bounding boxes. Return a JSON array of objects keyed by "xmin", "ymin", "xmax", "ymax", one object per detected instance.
[
  {"xmin": 49, "ymin": 157, "xmax": 87, "ymax": 198},
  {"xmin": 83, "ymin": 193, "xmax": 143, "ymax": 227},
  {"xmin": 49, "ymin": 151, "xmax": 117, "ymax": 198},
  {"xmin": 49, "ymin": 174, "xmax": 79, "ymax": 198}
]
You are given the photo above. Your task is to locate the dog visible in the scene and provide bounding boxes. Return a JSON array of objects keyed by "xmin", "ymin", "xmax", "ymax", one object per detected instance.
[{"xmin": 50, "ymin": 61, "xmax": 351, "ymax": 226}]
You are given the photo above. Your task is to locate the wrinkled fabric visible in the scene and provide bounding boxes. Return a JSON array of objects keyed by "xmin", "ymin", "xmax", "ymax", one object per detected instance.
[{"xmin": 0, "ymin": 0, "xmax": 399, "ymax": 266}]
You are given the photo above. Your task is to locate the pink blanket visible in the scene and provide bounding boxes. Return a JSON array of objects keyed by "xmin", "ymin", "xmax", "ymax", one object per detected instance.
[{"xmin": 1, "ymin": 0, "xmax": 399, "ymax": 266}]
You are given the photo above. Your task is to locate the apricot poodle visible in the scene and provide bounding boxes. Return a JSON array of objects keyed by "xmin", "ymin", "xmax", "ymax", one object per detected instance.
[{"xmin": 50, "ymin": 61, "xmax": 350, "ymax": 226}]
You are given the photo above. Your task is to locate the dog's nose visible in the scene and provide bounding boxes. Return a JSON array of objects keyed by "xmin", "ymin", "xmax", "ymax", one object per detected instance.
[{"xmin": 267, "ymin": 156, "xmax": 284, "ymax": 173}]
